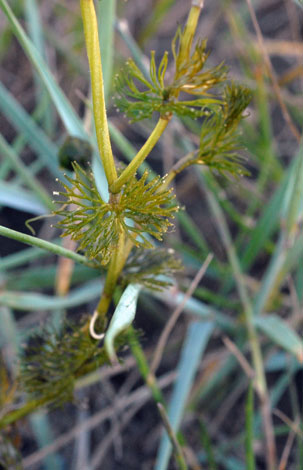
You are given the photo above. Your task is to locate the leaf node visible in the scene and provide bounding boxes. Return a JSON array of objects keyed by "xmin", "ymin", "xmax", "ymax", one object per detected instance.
[
  {"xmin": 54, "ymin": 163, "xmax": 178, "ymax": 264},
  {"xmin": 114, "ymin": 33, "xmax": 228, "ymax": 122}
]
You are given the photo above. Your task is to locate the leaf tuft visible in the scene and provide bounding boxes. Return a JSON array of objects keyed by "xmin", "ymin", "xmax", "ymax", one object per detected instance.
[
  {"xmin": 54, "ymin": 163, "xmax": 178, "ymax": 264},
  {"xmin": 19, "ymin": 316, "xmax": 128, "ymax": 407},
  {"xmin": 114, "ymin": 35, "xmax": 227, "ymax": 122},
  {"xmin": 122, "ymin": 247, "xmax": 182, "ymax": 291}
]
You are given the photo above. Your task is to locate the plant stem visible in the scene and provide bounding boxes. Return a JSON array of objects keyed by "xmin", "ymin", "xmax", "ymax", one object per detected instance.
[
  {"xmin": 110, "ymin": 0, "xmax": 203, "ymax": 194},
  {"xmin": 0, "ymin": 225, "xmax": 96, "ymax": 268},
  {"xmin": 0, "ymin": 396, "xmax": 50, "ymax": 430},
  {"xmin": 128, "ymin": 327, "xmax": 165, "ymax": 405},
  {"xmin": 162, "ymin": 151, "xmax": 197, "ymax": 189},
  {"xmin": 96, "ymin": 227, "xmax": 126, "ymax": 322},
  {"xmin": 157, "ymin": 403, "xmax": 188, "ymax": 470},
  {"xmin": 110, "ymin": 117, "xmax": 170, "ymax": 193},
  {"xmin": 80, "ymin": 0, "xmax": 117, "ymax": 186}
]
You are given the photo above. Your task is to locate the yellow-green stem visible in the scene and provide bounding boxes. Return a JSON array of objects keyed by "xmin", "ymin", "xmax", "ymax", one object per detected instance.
[
  {"xmin": 80, "ymin": 0, "xmax": 117, "ymax": 186},
  {"xmin": 162, "ymin": 151, "xmax": 197, "ymax": 189},
  {"xmin": 128, "ymin": 326, "xmax": 165, "ymax": 406},
  {"xmin": 96, "ymin": 228, "xmax": 125, "ymax": 321},
  {"xmin": 110, "ymin": 117, "xmax": 170, "ymax": 193}
]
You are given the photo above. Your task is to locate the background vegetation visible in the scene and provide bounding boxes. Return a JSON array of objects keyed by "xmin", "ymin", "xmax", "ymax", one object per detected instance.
[{"xmin": 0, "ymin": 0, "xmax": 303, "ymax": 469}]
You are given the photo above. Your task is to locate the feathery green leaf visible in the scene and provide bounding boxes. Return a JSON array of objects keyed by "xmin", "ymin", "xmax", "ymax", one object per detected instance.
[
  {"xmin": 122, "ymin": 247, "xmax": 182, "ymax": 291},
  {"xmin": 55, "ymin": 163, "xmax": 179, "ymax": 264}
]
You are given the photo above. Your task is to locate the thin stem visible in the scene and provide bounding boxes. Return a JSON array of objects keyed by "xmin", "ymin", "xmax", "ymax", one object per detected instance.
[
  {"xmin": 110, "ymin": 117, "xmax": 170, "ymax": 193},
  {"xmin": 0, "ymin": 396, "xmax": 51, "ymax": 430},
  {"xmin": 150, "ymin": 254, "xmax": 213, "ymax": 374},
  {"xmin": 95, "ymin": 226, "xmax": 126, "ymax": 324},
  {"xmin": 80, "ymin": 0, "xmax": 117, "ymax": 186},
  {"xmin": 128, "ymin": 326, "xmax": 165, "ymax": 406},
  {"xmin": 157, "ymin": 403, "xmax": 188, "ymax": 470},
  {"xmin": 162, "ymin": 150, "xmax": 197, "ymax": 189},
  {"xmin": 0, "ymin": 225, "xmax": 96, "ymax": 268}
]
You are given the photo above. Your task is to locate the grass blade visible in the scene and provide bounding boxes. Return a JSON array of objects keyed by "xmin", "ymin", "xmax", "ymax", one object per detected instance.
[
  {"xmin": 0, "ymin": 134, "xmax": 53, "ymax": 210},
  {"xmin": 155, "ymin": 320, "xmax": 214, "ymax": 470},
  {"xmin": 0, "ymin": 0, "xmax": 85, "ymax": 137},
  {"xmin": 24, "ymin": 0, "xmax": 54, "ymax": 134},
  {"xmin": 245, "ymin": 384, "xmax": 256, "ymax": 470},
  {"xmin": 0, "ymin": 279, "xmax": 102, "ymax": 311},
  {"xmin": 254, "ymin": 315, "xmax": 303, "ymax": 362},
  {"xmin": 0, "ymin": 181, "xmax": 46, "ymax": 214},
  {"xmin": 0, "ymin": 83, "xmax": 60, "ymax": 177},
  {"xmin": 200, "ymin": 420, "xmax": 218, "ymax": 470}
]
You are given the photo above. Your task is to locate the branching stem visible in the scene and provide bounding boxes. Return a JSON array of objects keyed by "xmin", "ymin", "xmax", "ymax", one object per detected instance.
[
  {"xmin": 110, "ymin": 117, "xmax": 170, "ymax": 193},
  {"xmin": 163, "ymin": 150, "xmax": 197, "ymax": 189}
]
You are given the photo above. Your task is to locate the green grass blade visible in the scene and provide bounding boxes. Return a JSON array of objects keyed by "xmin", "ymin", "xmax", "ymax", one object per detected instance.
[
  {"xmin": 5, "ymin": 265, "xmax": 96, "ymax": 291},
  {"xmin": 0, "ymin": 82, "xmax": 60, "ymax": 178},
  {"xmin": 177, "ymin": 211, "xmax": 209, "ymax": 254},
  {"xmin": 0, "ymin": 307, "xmax": 19, "ymax": 354},
  {"xmin": 155, "ymin": 321, "xmax": 214, "ymax": 470},
  {"xmin": 245, "ymin": 384, "xmax": 256, "ymax": 470},
  {"xmin": 0, "ymin": 245, "xmax": 56, "ymax": 271},
  {"xmin": 254, "ymin": 148, "xmax": 303, "ymax": 314},
  {"xmin": 30, "ymin": 413, "xmax": 62, "ymax": 470},
  {"xmin": 283, "ymin": 144, "xmax": 303, "ymax": 235},
  {"xmin": 200, "ymin": 420, "xmax": 218, "ymax": 470},
  {"xmin": 151, "ymin": 290, "xmax": 235, "ymax": 332},
  {"xmin": 0, "ymin": 134, "xmax": 53, "ymax": 210},
  {"xmin": 0, "ymin": 0, "xmax": 85, "ymax": 137},
  {"xmin": 138, "ymin": 0, "xmax": 176, "ymax": 46},
  {"xmin": 241, "ymin": 154, "xmax": 298, "ymax": 270},
  {"xmin": 0, "ymin": 181, "xmax": 46, "ymax": 214},
  {"xmin": 296, "ymin": 263, "xmax": 303, "ymax": 302},
  {"xmin": 254, "ymin": 314, "xmax": 303, "ymax": 361},
  {"xmin": 24, "ymin": 0, "xmax": 54, "ymax": 134},
  {"xmin": 24, "ymin": 0, "xmax": 44, "ymax": 57},
  {"xmin": 0, "ymin": 279, "xmax": 102, "ymax": 311}
]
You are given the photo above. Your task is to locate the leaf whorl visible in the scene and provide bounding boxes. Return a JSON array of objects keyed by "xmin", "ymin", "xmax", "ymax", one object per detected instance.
[{"xmin": 54, "ymin": 163, "xmax": 178, "ymax": 265}]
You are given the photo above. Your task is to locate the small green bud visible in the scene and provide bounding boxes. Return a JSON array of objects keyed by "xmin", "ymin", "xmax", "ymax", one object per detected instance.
[{"xmin": 58, "ymin": 136, "xmax": 93, "ymax": 171}]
